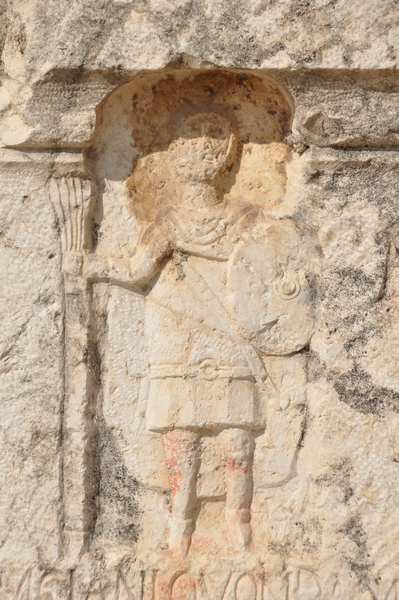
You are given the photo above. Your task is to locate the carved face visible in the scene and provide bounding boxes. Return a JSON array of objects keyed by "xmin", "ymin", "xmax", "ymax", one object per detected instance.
[{"xmin": 172, "ymin": 113, "xmax": 235, "ymax": 184}]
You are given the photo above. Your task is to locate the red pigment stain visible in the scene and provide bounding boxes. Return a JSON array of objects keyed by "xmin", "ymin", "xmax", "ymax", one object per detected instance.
[
  {"xmin": 158, "ymin": 581, "xmax": 170, "ymax": 600},
  {"xmin": 164, "ymin": 438, "xmax": 183, "ymax": 499},
  {"xmin": 225, "ymin": 457, "xmax": 248, "ymax": 473},
  {"xmin": 172, "ymin": 575, "xmax": 196, "ymax": 600},
  {"xmin": 191, "ymin": 535, "xmax": 215, "ymax": 553}
]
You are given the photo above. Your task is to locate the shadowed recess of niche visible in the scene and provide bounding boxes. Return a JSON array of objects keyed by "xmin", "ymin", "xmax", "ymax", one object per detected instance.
[
  {"xmin": 92, "ymin": 69, "xmax": 293, "ymax": 224},
  {"xmin": 93, "ymin": 423, "xmax": 142, "ymax": 544}
]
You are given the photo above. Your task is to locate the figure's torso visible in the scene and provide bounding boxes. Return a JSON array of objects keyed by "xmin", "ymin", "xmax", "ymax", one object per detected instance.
[
  {"xmin": 145, "ymin": 199, "xmax": 259, "ymax": 369},
  {"xmin": 143, "ymin": 199, "xmax": 313, "ymax": 432}
]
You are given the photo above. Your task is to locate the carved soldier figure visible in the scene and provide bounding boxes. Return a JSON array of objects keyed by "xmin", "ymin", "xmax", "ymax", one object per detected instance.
[{"xmin": 65, "ymin": 110, "xmax": 312, "ymax": 557}]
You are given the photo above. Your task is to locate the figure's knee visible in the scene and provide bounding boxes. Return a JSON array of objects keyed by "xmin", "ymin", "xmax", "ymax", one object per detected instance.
[
  {"xmin": 221, "ymin": 428, "xmax": 254, "ymax": 468},
  {"xmin": 163, "ymin": 429, "xmax": 200, "ymax": 464}
]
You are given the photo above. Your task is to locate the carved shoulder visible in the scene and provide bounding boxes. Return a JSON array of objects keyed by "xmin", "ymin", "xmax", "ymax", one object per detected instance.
[{"xmin": 251, "ymin": 216, "xmax": 304, "ymax": 265}]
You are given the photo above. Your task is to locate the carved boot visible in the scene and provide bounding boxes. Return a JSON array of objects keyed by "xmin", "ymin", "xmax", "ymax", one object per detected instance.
[
  {"xmin": 226, "ymin": 509, "xmax": 252, "ymax": 550},
  {"xmin": 169, "ymin": 517, "xmax": 194, "ymax": 558}
]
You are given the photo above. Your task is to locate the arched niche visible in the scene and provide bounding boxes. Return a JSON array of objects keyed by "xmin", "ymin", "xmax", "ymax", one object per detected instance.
[
  {"xmin": 83, "ymin": 70, "xmax": 299, "ymax": 554},
  {"xmin": 88, "ymin": 68, "xmax": 294, "ymax": 258}
]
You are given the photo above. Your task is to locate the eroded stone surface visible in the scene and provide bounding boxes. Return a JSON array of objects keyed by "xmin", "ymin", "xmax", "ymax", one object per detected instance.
[{"xmin": 1, "ymin": 2, "xmax": 399, "ymax": 599}]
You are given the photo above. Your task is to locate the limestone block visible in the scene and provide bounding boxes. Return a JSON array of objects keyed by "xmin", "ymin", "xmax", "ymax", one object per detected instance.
[{"xmin": 1, "ymin": 2, "xmax": 399, "ymax": 598}]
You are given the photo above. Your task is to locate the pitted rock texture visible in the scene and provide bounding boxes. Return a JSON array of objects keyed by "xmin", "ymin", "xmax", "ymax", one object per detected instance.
[{"xmin": 1, "ymin": 2, "xmax": 399, "ymax": 599}]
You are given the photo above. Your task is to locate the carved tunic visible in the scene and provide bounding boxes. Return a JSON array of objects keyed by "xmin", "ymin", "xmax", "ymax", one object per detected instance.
[{"xmin": 145, "ymin": 201, "xmax": 312, "ymax": 432}]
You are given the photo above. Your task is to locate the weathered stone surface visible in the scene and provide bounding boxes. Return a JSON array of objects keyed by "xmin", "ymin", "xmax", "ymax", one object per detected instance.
[{"xmin": 1, "ymin": 2, "xmax": 399, "ymax": 599}]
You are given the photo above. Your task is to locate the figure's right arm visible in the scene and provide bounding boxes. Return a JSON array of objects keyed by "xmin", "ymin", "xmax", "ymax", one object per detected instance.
[
  {"xmin": 82, "ymin": 253, "xmax": 134, "ymax": 286},
  {"xmin": 63, "ymin": 220, "xmax": 173, "ymax": 288}
]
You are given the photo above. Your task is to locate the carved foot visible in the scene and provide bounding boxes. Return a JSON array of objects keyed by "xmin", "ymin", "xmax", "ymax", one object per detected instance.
[
  {"xmin": 226, "ymin": 509, "xmax": 252, "ymax": 550},
  {"xmin": 169, "ymin": 517, "xmax": 194, "ymax": 558}
]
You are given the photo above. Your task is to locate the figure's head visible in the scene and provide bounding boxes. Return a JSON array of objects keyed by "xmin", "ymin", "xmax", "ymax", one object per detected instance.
[{"xmin": 170, "ymin": 112, "xmax": 237, "ymax": 185}]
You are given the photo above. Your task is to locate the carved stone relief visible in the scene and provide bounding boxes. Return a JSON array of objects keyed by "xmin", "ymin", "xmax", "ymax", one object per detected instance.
[
  {"xmin": 42, "ymin": 71, "xmax": 315, "ymax": 578},
  {"xmin": 3, "ymin": 54, "xmax": 399, "ymax": 599}
]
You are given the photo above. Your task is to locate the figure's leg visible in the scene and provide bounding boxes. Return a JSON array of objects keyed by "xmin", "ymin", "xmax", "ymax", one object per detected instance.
[
  {"xmin": 163, "ymin": 429, "xmax": 200, "ymax": 557},
  {"xmin": 222, "ymin": 428, "xmax": 254, "ymax": 549}
]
